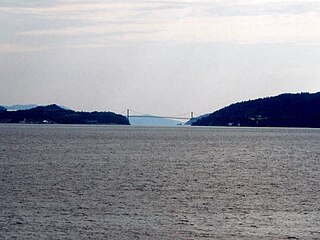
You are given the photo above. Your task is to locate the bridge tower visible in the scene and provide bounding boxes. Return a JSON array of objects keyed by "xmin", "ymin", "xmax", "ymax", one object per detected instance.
[
  {"xmin": 127, "ymin": 109, "xmax": 130, "ymax": 118},
  {"xmin": 191, "ymin": 112, "xmax": 194, "ymax": 120}
]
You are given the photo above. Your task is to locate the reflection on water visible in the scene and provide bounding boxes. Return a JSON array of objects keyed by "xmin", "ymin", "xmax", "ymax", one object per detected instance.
[{"xmin": 1, "ymin": 125, "xmax": 319, "ymax": 239}]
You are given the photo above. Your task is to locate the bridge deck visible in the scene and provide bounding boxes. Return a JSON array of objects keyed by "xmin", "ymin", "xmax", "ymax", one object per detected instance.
[{"xmin": 129, "ymin": 115, "xmax": 192, "ymax": 120}]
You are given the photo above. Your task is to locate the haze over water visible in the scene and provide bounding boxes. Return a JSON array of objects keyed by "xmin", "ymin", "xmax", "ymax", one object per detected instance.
[{"xmin": 1, "ymin": 125, "xmax": 319, "ymax": 239}]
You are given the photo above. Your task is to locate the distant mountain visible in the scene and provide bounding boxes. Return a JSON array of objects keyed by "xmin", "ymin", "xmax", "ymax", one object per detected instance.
[
  {"xmin": 3, "ymin": 104, "xmax": 71, "ymax": 111},
  {"xmin": 193, "ymin": 92, "xmax": 320, "ymax": 128},
  {"xmin": 129, "ymin": 115, "xmax": 183, "ymax": 126},
  {"xmin": 184, "ymin": 114, "xmax": 209, "ymax": 125},
  {"xmin": 0, "ymin": 104, "xmax": 130, "ymax": 125},
  {"xmin": 4, "ymin": 104, "xmax": 38, "ymax": 111}
]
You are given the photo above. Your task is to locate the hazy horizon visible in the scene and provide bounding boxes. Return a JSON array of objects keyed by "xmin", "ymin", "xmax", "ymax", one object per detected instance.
[{"xmin": 1, "ymin": 1, "xmax": 320, "ymax": 116}]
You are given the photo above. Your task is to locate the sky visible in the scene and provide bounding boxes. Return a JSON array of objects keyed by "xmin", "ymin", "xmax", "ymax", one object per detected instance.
[{"xmin": 1, "ymin": 0, "xmax": 320, "ymax": 117}]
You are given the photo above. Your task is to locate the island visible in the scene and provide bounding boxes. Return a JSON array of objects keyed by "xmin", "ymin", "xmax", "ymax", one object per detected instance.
[
  {"xmin": 193, "ymin": 92, "xmax": 320, "ymax": 128},
  {"xmin": 0, "ymin": 104, "xmax": 130, "ymax": 125}
]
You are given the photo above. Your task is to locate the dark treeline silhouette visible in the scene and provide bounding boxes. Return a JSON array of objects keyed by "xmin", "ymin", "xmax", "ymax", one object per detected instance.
[
  {"xmin": 193, "ymin": 92, "xmax": 320, "ymax": 128},
  {"xmin": 0, "ymin": 104, "xmax": 130, "ymax": 125}
]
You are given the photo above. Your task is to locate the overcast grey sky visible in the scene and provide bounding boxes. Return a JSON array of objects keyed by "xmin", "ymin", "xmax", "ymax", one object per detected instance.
[{"xmin": 1, "ymin": 0, "xmax": 320, "ymax": 116}]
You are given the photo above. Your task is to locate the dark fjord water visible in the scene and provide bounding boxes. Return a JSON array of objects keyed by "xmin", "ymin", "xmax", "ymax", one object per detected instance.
[{"xmin": 0, "ymin": 125, "xmax": 319, "ymax": 239}]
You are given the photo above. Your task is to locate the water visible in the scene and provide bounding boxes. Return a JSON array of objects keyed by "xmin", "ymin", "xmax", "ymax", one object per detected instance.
[{"xmin": 1, "ymin": 125, "xmax": 319, "ymax": 239}]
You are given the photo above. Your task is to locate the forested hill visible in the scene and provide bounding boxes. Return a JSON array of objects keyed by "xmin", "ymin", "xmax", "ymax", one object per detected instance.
[
  {"xmin": 193, "ymin": 92, "xmax": 320, "ymax": 128},
  {"xmin": 0, "ymin": 104, "xmax": 130, "ymax": 125}
]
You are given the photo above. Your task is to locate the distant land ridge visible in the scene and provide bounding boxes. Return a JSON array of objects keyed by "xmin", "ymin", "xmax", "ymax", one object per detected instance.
[
  {"xmin": 0, "ymin": 104, "xmax": 130, "ymax": 125},
  {"xmin": 3, "ymin": 104, "xmax": 38, "ymax": 111},
  {"xmin": 193, "ymin": 92, "xmax": 320, "ymax": 128},
  {"xmin": 129, "ymin": 115, "xmax": 183, "ymax": 126}
]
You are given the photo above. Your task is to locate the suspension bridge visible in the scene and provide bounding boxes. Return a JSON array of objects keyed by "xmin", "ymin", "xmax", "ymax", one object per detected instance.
[{"xmin": 120, "ymin": 109, "xmax": 198, "ymax": 121}]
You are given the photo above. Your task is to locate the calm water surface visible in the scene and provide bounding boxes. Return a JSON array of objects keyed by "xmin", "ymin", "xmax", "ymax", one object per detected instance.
[{"xmin": 0, "ymin": 125, "xmax": 319, "ymax": 239}]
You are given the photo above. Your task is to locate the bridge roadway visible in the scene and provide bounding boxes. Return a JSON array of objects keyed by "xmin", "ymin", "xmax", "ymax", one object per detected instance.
[{"xmin": 128, "ymin": 115, "xmax": 191, "ymax": 120}]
